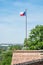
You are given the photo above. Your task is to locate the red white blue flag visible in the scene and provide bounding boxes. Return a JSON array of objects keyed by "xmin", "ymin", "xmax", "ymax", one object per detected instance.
[{"xmin": 20, "ymin": 11, "xmax": 26, "ymax": 16}]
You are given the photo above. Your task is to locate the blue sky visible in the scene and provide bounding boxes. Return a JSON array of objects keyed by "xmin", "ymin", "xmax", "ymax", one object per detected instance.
[{"xmin": 0, "ymin": 0, "xmax": 43, "ymax": 44}]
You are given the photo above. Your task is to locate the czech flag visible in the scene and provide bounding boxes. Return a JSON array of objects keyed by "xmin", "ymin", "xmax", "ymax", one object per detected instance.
[{"xmin": 20, "ymin": 11, "xmax": 26, "ymax": 16}]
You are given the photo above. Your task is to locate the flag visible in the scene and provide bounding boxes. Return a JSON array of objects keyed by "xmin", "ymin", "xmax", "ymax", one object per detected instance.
[{"xmin": 20, "ymin": 11, "xmax": 26, "ymax": 16}]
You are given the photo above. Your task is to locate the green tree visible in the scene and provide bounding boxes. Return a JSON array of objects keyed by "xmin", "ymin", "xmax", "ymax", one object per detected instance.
[
  {"xmin": 1, "ymin": 51, "xmax": 12, "ymax": 65},
  {"xmin": 9, "ymin": 45, "xmax": 23, "ymax": 50},
  {"xmin": 24, "ymin": 25, "xmax": 43, "ymax": 50}
]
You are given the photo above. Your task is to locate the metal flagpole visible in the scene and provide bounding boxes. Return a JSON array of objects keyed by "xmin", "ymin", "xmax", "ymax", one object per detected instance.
[{"xmin": 25, "ymin": 9, "xmax": 27, "ymax": 46}]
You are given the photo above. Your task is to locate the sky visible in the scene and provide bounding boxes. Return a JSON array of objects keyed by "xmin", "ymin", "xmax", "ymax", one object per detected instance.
[{"xmin": 0, "ymin": 0, "xmax": 43, "ymax": 44}]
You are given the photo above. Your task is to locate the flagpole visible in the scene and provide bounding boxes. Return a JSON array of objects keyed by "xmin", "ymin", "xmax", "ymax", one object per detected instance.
[{"xmin": 25, "ymin": 9, "xmax": 27, "ymax": 46}]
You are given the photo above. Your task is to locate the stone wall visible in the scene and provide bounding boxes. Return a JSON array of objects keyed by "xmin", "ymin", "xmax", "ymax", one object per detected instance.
[
  {"xmin": 14, "ymin": 59, "xmax": 43, "ymax": 65},
  {"xmin": 11, "ymin": 50, "xmax": 43, "ymax": 65}
]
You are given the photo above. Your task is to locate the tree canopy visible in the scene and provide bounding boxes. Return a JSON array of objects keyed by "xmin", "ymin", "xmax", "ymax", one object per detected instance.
[{"xmin": 24, "ymin": 25, "xmax": 43, "ymax": 50}]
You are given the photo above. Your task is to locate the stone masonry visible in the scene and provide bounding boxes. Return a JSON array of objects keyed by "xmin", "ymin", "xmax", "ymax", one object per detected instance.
[{"xmin": 11, "ymin": 50, "xmax": 43, "ymax": 65}]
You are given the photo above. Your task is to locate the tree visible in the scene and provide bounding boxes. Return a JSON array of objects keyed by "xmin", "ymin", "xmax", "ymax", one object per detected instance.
[
  {"xmin": 24, "ymin": 25, "xmax": 43, "ymax": 50},
  {"xmin": 1, "ymin": 51, "xmax": 12, "ymax": 65},
  {"xmin": 9, "ymin": 45, "xmax": 23, "ymax": 50}
]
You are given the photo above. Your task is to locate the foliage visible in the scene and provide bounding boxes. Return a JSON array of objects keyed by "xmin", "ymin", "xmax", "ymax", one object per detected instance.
[
  {"xmin": 0, "ymin": 44, "xmax": 23, "ymax": 65},
  {"xmin": 10, "ymin": 45, "xmax": 23, "ymax": 50},
  {"xmin": 24, "ymin": 25, "xmax": 43, "ymax": 50},
  {"xmin": 1, "ymin": 50, "xmax": 12, "ymax": 65}
]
